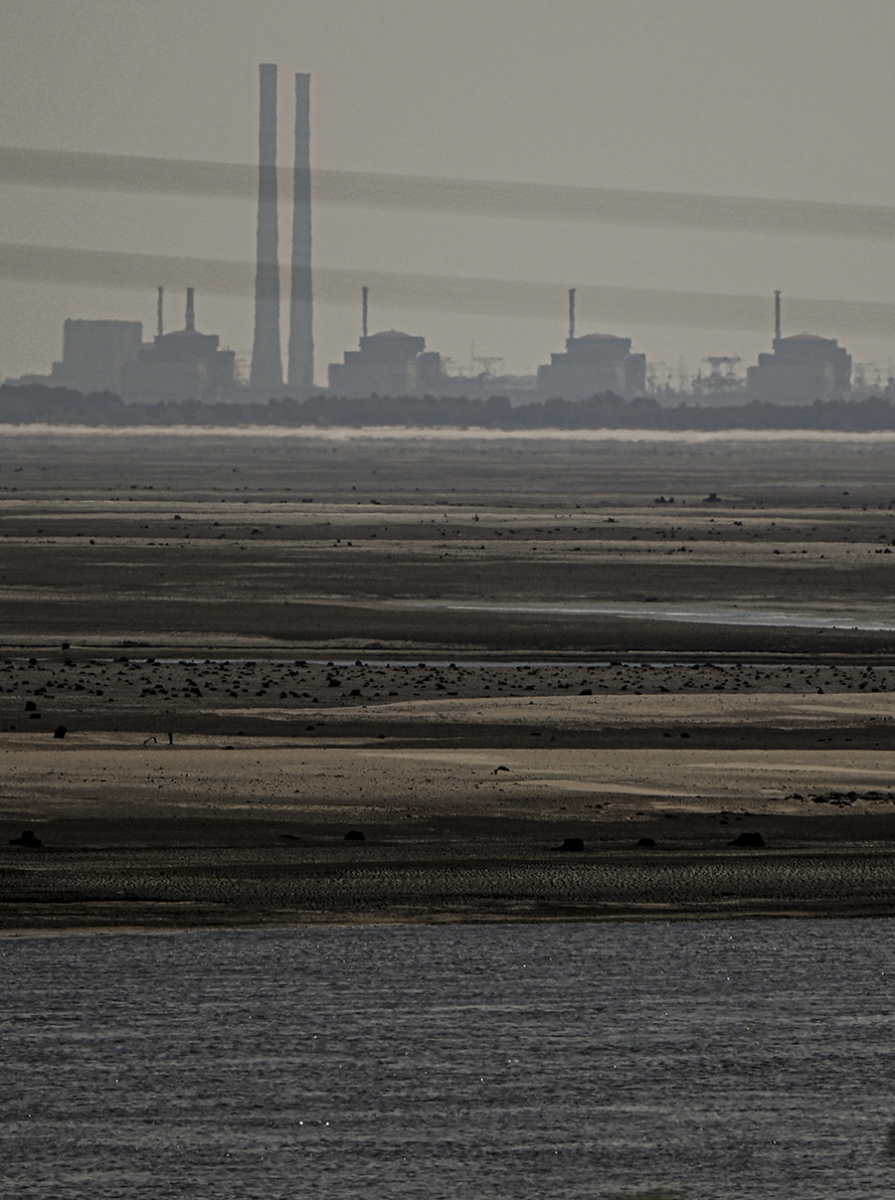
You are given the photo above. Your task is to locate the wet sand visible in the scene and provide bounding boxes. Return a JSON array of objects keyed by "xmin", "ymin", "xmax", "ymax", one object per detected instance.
[{"xmin": 2, "ymin": 429, "xmax": 895, "ymax": 931}]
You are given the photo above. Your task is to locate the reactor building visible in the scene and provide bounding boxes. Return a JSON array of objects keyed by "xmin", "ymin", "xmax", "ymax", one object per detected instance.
[
  {"xmin": 536, "ymin": 290, "xmax": 646, "ymax": 401},
  {"xmin": 745, "ymin": 292, "xmax": 851, "ymax": 403},
  {"xmin": 328, "ymin": 288, "xmax": 444, "ymax": 396},
  {"xmin": 120, "ymin": 288, "xmax": 237, "ymax": 404},
  {"xmin": 328, "ymin": 330, "xmax": 444, "ymax": 397}
]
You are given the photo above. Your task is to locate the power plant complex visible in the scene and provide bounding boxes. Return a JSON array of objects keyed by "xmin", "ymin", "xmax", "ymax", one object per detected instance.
[
  {"xmin": 3, "ymin": 67, "xmax": 871, "ymax": 408},
  {"xmin": 10, "ymin": 64, "xmax": 314, "ymax": 405}
]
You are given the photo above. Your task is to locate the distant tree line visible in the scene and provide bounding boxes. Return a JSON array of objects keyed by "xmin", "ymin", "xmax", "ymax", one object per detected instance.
[{"xmin": 4, "ymin": 382, "xmax": 895, "ymax": 432}]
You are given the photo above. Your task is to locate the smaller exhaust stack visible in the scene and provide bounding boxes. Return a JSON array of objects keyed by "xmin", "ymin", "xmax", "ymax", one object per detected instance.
[
  {"xmin": 568, "ymin": 287, "xmax": 576, "ymax": 341},
  {"xmin": 185, "ymin": 287, "xmax": 196, "ymax": 332},
  {"xmin": 362, "ymin": 286, "xmax": 369, "ymax": 339},
  {"xmin": 774, "ymin": 290, "xmax": 782, "ymax": 343},
  {"xmin": 157, "ymin": 286, "xmax": 164, "ymax": 338}
]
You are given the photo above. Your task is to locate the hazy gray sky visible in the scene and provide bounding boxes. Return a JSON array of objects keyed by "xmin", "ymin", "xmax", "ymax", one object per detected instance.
[{"xmin": 3, "ymin": 0, "xmax": 895, "ymax": 388}]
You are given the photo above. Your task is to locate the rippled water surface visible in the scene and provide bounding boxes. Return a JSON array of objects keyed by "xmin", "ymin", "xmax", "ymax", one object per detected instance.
[{"xmin": 2, "ymin": 920, "xmax": 894, "ymax": 1199}]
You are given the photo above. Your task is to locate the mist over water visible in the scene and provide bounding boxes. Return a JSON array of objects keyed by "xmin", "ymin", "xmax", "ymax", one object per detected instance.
[
  {"xmin": 4, "ymin": 423, "xmax": 895, "ymax": 443},
  {"xmin": 2, "ymin": 920, "xmax": 894, "ymax": 1200}
]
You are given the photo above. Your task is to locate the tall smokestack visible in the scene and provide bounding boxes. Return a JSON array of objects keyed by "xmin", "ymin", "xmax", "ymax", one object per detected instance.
[
  {"xmin": 250, "ymin": 63, "xmax": 283, "ymax": 391},
  {"xmin": 362, "ymin": 286, "xmax": 369, "ymax": 339},
  {"xmin": 287, "ymin": 72, "xmax": 313, "ymax": 395},
  {"xmin": 774, "ymin": 289, "xmax": 782, "ymax": 344},
  {"xmin": 568, "ymin": 287, "xmax": 576, "ymax": 342},
  {"xmin": 157, "ymin": 286, "xmax": 164, "ymax": 339},
  {"xmin": 185, "ymin": 287, "xmax": 195, "ymax": 332}
]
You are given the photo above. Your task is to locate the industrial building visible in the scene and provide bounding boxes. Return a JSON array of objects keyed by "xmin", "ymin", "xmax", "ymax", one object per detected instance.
[
  {"xmin": 327, "ymin": 286, "xmax": 443, "ymax": 397},
  {"xmin": 6, "ymin": 290, "xmax": 237, "ymax": 404},
  {"xmin": 746, "ymin": 292, "xmax": 852, "ymax": 404},
  {"xmin": 5, "ymin": 64, "xmax": 313, "ymax": 405},
  {"xmin": 536, "ymin": 290, "xmax": 646, "ymax": 401},
  {"xmin": 9, "ymin": 318, "xmax": 143, "ymax": 395},
  {"xmin": 4, "ymin": 67, "xmax": 876, "ymax": 414},
  {"xmin": 120, "ymin": 288, "xmax": 236, "ymax": 404},
  {"xmin": 329, "ymin": 331, "xmax": 444, "ymax": 397}
]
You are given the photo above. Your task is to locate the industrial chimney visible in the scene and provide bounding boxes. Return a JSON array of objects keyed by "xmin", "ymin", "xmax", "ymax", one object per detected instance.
[
  {"xmin": 774, "ymin": 289, "xmax": 782, "ymax": 345},
  {"xmin": 568, "ymin": 287, "xmax": 576, "ymax": 342},
  {"xmin": 287, "ymin": 72, "xmax": 314, "ymax": 396},
  {"xmin": 250, "ymin": 63, "xmax": 284, "ymax": 391}
]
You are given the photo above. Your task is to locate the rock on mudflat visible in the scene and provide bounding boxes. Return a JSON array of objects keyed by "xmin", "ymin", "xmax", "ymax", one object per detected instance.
[
  {"xmin": 728, "ymin": 831, "xmax": 766, "ymax": 848},
  {"xmin": 555, "ymin": 837, "xmax": 585, "ymax": 852},
  {"xmin": 9, "ymin": 829, "xmax": 42, "ymax": 848}
]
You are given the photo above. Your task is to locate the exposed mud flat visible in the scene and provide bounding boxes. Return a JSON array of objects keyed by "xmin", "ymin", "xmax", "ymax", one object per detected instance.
[{"xmin": 2, "ymin": 430, "xmax": 895, "ymax": 931}]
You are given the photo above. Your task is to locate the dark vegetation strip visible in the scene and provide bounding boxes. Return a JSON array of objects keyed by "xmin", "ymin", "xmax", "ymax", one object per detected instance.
[{"xmin": 6, "ymin": 383, "xmax": 895, "ymax": 431}]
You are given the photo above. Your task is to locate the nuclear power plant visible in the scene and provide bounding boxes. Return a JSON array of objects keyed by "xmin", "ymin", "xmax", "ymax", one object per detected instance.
[
  {"xmin": 5, "ymin": 63, "xmax": 315, "ymax": 404},
  {"xmin": 4, "ymin": 65, "xmax": 879, "ymax": 408}
]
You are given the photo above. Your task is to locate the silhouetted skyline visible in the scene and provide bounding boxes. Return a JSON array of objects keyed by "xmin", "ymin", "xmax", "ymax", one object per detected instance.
[{"xmin": 3, "ymin": 0, "xmax": 895, "ymax": 384}]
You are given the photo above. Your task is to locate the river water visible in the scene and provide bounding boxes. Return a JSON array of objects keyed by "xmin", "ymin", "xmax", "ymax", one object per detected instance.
[
  {"xmin": 436, "ymin": 600, "xmax": 895, "ymax": 632},
  {"xmin": 1, "ymin": 919, "xmax": 894, "ymax": 1200}
]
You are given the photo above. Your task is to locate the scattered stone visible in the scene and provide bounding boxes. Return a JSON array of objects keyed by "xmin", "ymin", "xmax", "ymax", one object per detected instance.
[
  {"xmin": 555, "ymin": 837, "xmax": 585, "ymax": 852},
  {"xmin": 9, "ymin": 829, "xmax": 41, "ymax": 848},
  {"xmin": 53, "ymin": 725, "xmax": 67, "ymax": 739},
  {"xmin": 728, "ymin": 831, "xmax": 766, "ymax": 848},
  {"xmin": 344, "ymin": 830, "xmax": 365, "ymax": 842},
  {"xmin": 637, "ymin": 837, "xmax": 656, "ymax": 847}
]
